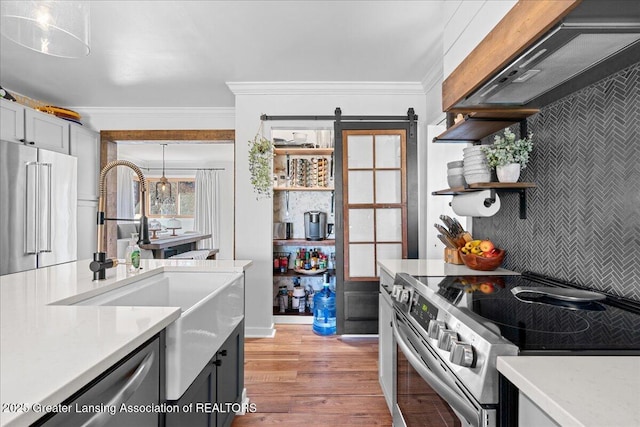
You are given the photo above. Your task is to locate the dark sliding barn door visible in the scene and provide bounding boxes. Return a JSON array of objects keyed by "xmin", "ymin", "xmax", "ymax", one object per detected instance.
[{"xmin": 335, "ymin": 122, "xmax": 418, "ymax": 334}]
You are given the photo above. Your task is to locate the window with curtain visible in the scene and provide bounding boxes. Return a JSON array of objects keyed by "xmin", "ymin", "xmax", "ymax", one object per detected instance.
[
  {"xmin": 133, "ymin": 178, "xmax": 196, "ymax": 218},
  {"xmin": 194, "ymin": 170, "xmax": 220, "ymax": 250}
]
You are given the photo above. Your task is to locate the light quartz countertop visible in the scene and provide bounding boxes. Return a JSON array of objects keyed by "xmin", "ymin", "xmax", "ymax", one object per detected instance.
[
  {"xmin": 498, "ymin": 356, "xmax": 640, "ymax": 427},
  {"xmin": 377, "ymin": 258, "xmax": 520, "ymax": 278},
  {"xmin": 0, "ymin": 258, "xmax": 252, "ymax": 427}
]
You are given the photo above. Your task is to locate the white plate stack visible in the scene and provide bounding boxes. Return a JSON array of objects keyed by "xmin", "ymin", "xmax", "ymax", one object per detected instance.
[
  {"xmin": 447, "ymin": 160, "xmax": 466, "ymax": 188},
  {"xmin": 462, "ymin": 145, "xmax": 491, "ymax": 184}
]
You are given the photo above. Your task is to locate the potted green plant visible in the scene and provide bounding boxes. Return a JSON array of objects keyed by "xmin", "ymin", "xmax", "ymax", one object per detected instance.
[
  {"xmin": 248, "ymin": 132, "xmax": 273, "ymax": 198},
  {"xmin": 481, "ymin": 128, "xmax": 533, "ymax": 182}
]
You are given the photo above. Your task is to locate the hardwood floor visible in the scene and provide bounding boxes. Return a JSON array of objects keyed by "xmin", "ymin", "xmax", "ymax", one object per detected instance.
[{"xmin": 231, "ymin": 324, "xmax": 393, "ymax": 427}]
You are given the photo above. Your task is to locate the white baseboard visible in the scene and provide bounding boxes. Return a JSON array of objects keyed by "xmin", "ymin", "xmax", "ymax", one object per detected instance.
[
  {"xmin": 235, "ymin": 388, "xmax": 250, "ymax": 415},
  {"xmin": 244, "ymin": 324, "xmax": 276, "ymax": 338},
  {"xmin": 273, "ymin": 315, "xmax": 313, "ymax": 325}
]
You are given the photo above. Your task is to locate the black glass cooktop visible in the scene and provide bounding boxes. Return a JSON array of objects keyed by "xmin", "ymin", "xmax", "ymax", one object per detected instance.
[{"xmin": 413, "ymin": 273, "xmax": 640, "ymax": 355}]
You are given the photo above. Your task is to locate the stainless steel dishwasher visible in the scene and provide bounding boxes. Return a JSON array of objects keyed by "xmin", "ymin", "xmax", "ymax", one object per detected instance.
[{"xmin": 33, "ymin": 335, "xmax": 162, "ymax": 427}]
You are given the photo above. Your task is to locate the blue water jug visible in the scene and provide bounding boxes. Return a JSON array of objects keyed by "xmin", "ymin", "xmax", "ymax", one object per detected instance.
[{"xmin": 313, "ymin": 283, "xmax": 336, "ymax": 335}]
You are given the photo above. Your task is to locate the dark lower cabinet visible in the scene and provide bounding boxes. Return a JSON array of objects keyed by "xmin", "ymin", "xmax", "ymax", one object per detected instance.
[
  {"xmin": 166, "ymin": 320, "xmax": 244, "ymax": 427},
  {"xmin": 216, "ymin": 320, "xmax": 244, "ymax": 427},
  {"xmin": 165, "ymin": 363, "xmax": 214, "ymax": 427}
]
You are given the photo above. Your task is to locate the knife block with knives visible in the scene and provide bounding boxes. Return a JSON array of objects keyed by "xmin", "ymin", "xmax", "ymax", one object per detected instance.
[{"xmin": 436, "ymin": 216, "xmax": 473, "ymax": 265}]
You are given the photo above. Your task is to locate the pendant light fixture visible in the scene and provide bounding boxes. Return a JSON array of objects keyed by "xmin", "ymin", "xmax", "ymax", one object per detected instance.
[
  {"xmin": 156, "ymin": 144, "xmax": 172, "ymax": 201},
  {"xmin": 0, "ymin": 1, "xmax": 90, "ymax": 58}
]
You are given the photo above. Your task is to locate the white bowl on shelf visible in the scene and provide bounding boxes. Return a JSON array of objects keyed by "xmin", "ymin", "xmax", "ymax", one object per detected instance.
[
  {"xmin": 447, "ymin": 167, "xmax": 464, "ymax": 176},
  {"xmin": 463, "ymin": 159, "xmax": 488, "ymax": 168},
  {"xmin": 464, "ymin": 164, "xmax": 490, "ymax": 173},
  {"xmin": 447, "ymin": 175, "xmax": 467, "ymax": 188},
  {"xmin": 464, "ymin": 172, "xmax": 491, "ymax": 184},
  {"xmin": 463, "ymin": 151, "xmax": 487, "ymax": 160},
  {"xmin": 463, "ymin": 145, "xmax": 485, "ymax": 155}
]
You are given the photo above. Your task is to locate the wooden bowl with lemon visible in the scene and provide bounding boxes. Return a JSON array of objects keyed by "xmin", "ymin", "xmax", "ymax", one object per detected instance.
[{"xmin": 459, "ymin": 239, "xmax": 505, "ymax": 271}]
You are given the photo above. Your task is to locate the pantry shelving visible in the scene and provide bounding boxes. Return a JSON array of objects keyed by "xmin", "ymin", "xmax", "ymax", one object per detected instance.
[{"xmin": 271, "ymin": 129, "xmax": 336, "ymax": 322}]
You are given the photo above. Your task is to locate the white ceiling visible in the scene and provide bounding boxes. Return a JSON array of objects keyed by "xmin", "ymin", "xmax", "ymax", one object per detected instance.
[{"xmin": 0, "ymin": 1, "xmax": 444, "ymax": 109}]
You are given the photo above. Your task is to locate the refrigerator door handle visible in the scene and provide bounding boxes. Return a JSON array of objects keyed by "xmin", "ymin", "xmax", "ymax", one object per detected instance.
[
  {"xmin": 25, "ymin": 162, "xmax": 39, "ymax": 254},
  {"xmin": 39, "ymin": 163, "xmax": 53, "ymax": 253}
]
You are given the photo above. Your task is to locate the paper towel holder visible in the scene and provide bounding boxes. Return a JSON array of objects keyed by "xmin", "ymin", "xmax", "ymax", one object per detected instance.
[
  {"xmin": 483, "ymin": 189, "xmax": 497, "ymax": 208},
  {"xmin": 448, "ymin": 189, "xmax": 497, "ymax": 208},
  {"xmin": 446, "ymin": 187, "xmax": 531, "ymax": 219}
]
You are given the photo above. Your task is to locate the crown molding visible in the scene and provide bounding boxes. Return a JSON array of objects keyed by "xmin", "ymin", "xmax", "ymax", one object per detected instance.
[
  {"xmin": 226, "ymin": 81, "xmax": 426, "ymax": 96},
  {"xmin": 74, "ymin": 107, "xmax": 235, "ymax": 120},
  {"xmin": 421, "ymin": 68, "xmax": 443, "ymax": 94}
]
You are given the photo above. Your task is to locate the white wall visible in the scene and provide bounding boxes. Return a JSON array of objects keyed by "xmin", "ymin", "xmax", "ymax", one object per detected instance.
[
  {"xmin": 229, "ymin": 82, "xmax": 428, "ymax": 337},
  {"xmin": 77, "ymin": 107, "xmax": 235, "ymax": 132},
  {"xmin": 423, "ymin": 125, "xmax": 470, "ymax": 259},
  {"xmin": 443, "ymin": 0, "xmax": 517, "ymax": 78}
]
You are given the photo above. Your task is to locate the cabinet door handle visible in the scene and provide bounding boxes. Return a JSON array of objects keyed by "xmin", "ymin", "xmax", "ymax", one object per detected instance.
[
  {"xmin": 81, "ymin": 351, "xmax": 155, "ymax": 427},
  {"xmin": 219, "ymin": 349, "xmax": 227, "ymax": 357},
  {"xmin": 213, "ymin": 359, "xmax": 222, "ymax": 367}
]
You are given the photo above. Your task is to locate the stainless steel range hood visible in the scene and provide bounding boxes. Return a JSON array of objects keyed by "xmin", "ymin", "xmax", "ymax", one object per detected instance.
[{"xmin": 456, "ymin": 1, "xmax": 640, "ymax": 109}]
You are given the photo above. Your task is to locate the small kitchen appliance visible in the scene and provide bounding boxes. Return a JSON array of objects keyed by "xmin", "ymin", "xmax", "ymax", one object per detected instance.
[
  {"xmin": 386, "ymin": 272, "xmax": 640, "ymax": 427},
  {"xmin": 304, "ymin": 211, "xmax": 327, "ymax": 241},
  {"xmin": 273, "ymin": 222, "xmax": 286, "ymax": 240}
]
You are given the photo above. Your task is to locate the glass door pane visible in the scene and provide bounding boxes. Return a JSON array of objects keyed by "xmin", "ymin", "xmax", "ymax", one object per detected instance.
[{"xmin": 343, "ymin": 130, "xmax": 407, "ymax": 281}]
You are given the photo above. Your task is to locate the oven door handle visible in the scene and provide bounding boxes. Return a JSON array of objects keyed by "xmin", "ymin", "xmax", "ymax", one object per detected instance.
[{"xmin": 393, "ymin": 315, "xmax": 480, "ymax": 426}]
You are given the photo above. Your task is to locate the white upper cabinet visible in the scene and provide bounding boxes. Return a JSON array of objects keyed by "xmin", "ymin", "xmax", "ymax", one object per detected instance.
[
  {"xmin": 0, "ymin": 98, "xmax": 71, "ymax": 154},
  {"xmin": 24, "ymin": 108, "xmax": 70, "ymax": 154},
  {"xmin": 69, "ymin": 124, "xmax": 100, "ymax": 201},
  {"xmin": 0, "ymin": 98, "xmax": 25, "ymax": 143}
]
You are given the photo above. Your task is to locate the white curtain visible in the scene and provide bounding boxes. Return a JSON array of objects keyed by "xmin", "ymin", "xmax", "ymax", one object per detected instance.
[
  {"xmin": 117, "ymin": 167, "xmax": 135, "ymax": 220},
  {"xmin": 195, "ymin": 170, "xmax": 220, "ymax": 250}
]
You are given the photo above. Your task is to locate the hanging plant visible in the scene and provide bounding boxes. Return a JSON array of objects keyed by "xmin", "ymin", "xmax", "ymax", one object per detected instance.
[{"xmin": 248, "ymin": 124, "xmax": 273, "ymax": 199}]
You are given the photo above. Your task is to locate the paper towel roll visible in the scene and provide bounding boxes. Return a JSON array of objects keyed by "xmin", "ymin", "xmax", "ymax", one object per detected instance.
[{"xmin": 451, "ymin": 190, "xmax": 501, "ymax": 217}]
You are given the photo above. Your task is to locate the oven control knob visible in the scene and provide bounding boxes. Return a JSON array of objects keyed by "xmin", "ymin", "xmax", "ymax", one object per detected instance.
[
  {"xmin": 437, "ymin": 329, "xmax": 458, "ymax": 351},
  {"xmin": 449, "ymin": 340, "xmax": 475, "ymax": 367},
  {"xmin": 391, "ymin": 285, "xmax": 403, "ymax": 299},
  {"xmin": 427, "ymin": 320, "xmax": 446, "ymax": 339},
  {"xmin": 399, "ymin": 289, "xmax": 411, "ymax": 304}
]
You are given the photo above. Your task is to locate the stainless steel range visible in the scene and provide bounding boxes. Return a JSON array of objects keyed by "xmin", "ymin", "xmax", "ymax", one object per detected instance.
[{"xmin": 389, "ymin": 272, "xmax": 640, "ymax": 427}]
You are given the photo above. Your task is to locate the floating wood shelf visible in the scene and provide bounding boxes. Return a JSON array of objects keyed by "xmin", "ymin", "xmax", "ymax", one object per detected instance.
[
  {"xmin": 432, "ymin": 182, "xmax": 536, "ymax": 219},
  {"xmin": 432, "ymin": 182, "xmax": 536, "ymax": 195},
  {"xmin": 273, "ymin": 239, "xmax": 336, "ymax": 246},
  {"xmin": 433, "ymin": 109, "xmax": 539, "ymax": 143},
  {"xmin": 273, "ymin": 147, "xmax": 334, "ymax": 155},
  {"xmin": 273, "ymin": 186, "xmax": 334, "ymax": 191}
]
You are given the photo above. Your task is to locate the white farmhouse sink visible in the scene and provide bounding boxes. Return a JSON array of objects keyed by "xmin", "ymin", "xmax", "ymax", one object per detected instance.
[{"xmin": 74, "ymin": 271, "xmax": 244, "ymax": 400}]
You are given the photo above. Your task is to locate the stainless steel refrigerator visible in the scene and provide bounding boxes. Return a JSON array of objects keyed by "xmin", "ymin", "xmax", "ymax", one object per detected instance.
[{"xmin": 1, "ymin": 139, "xmax": 77, "ymax": 275}]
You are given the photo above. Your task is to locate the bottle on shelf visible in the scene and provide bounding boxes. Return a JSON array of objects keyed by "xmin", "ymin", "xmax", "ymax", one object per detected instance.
[
  {"xmin": 280, "ymin": 254, "xmax": 288, "ymax": 273},
  {"xmin": 124, "ymin": 233, "xmax": 141, "ymax": 273},
  {"xmin": 313, "ymin": 274, "xmax": 336, "ymax": 335},
  {"xmin": 278, "ymin": 286, "xmax": 288, "ymax": 313},
  {"xmin": 292, "ymin": 285, "xmax": 305, "ymax": 311}
]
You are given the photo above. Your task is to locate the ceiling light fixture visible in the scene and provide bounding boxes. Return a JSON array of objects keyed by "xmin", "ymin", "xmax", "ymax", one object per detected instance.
[
  {"xmin": 0, "ymin": 1, "xmax": 90, "ymax": 58},
  {"xmin": 156, "ymin": 144, "xmax": 172, "ymax": 201}
]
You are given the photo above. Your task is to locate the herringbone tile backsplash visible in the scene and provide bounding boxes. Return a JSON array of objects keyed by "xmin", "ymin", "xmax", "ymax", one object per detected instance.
[{"xmin": 473, "ymin": 61, "xmax": 640, "ymax": 301}]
